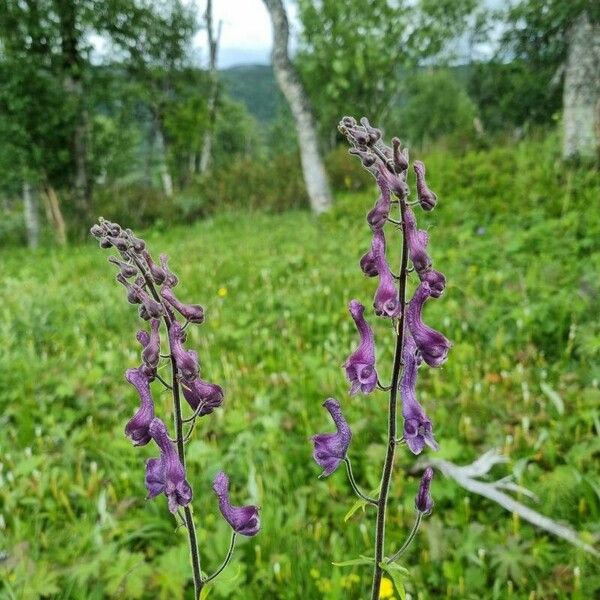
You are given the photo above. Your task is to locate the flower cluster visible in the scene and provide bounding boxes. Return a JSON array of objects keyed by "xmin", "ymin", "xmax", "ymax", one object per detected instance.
[
  {"xmin": 91, "ymin": 218, "xmax": 259, "ymax": 592},
  {"xmin": 312, "ymin": 117, "xmax": 450, "ymax": 595}
]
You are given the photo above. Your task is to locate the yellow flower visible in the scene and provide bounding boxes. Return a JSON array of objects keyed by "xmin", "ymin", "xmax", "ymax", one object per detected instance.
[
  {"xmin": 379, "ymin": 577, "xmax": 395, "ymax": 599},
  {"xmin": 217, "ymin": 286, "xmax": 228, "ymax": 297}
]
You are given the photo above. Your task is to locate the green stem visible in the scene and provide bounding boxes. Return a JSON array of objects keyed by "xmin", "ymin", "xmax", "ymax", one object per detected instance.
[
  {"xmin": 205, "ymin": 532, "xmax": 237, "ymax": 583},
  {"xmin": 387, "ymin": 512, "xmax": 423, "ymax": 564},
  {"xmin": 344, "ymin": 458, "xmax": 378, "ymax": 506}
]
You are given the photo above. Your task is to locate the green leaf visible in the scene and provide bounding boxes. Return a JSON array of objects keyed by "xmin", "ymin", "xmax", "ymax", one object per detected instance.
[
  {"xmin": 332, "ymin": 555, "xmax": 375, "ymax": 567},
  {"xmin": 540, "ymin": 382, "xmax": 564, "ymax": 415},
  {"xmin": 380, "ymin": 562, "xmax": 408, "ymax": 600}
]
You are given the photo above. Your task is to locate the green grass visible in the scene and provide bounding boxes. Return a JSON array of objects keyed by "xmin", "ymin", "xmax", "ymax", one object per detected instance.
[{"xmin": 1, "ymin": 134, "xmax": 599, "ymax": 599}]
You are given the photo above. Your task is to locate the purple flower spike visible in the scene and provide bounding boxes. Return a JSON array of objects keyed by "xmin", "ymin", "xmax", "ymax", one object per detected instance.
[
  {"xmin": 404, "ymin": 206, "xmax": 432, "ymax": 274},
  {"xmin": 372, "ymin": 230, "xmax": 401, "ymax": 318},
  {"xmin": 401, "ymin": 336, "xmax": 439, "ymax": 455},
  {"xmin": 213, "ymin": 472, "xmax": 260, "ymax": 537},
  {"xmin": 311, "ymin": 398, "xmax": 352, "ymax": 477},
  {"xmin": 420, "ymin": 269, "xmax": 446, "ymax": 298},
  {"xmin": 359, "ymin": 229, "xmax": 385, "ymax": 277},
  {"xmin": 344, "ymin": 300, "xmax": 378, "ymax": 395},
  {"xmin": 146, "ymin": 418, "xmax": 193, "ymax": 513},
  {"xmin": 168, "ymin": 321, "xmax": 199, "ymax": 382},
  {"xmin": 414, "ymin": 161, "xmax": 437, "ymax": 211},
  {"xmin": 415, "ymin": 467, "xmax": 434, "ymax": 514},
  {"xmin": 161, "ymin": 286, "xmax": 204, "ymax": 324},
  {"xmin": 124, "ymin": 367, "xmax": 155, "ymax": 446},
  {"xmin": 367, "ymin": 174, "xmax": 392, "ymax": 230},
  {"xmin": 406, "ymin": 283, "xmax": 451, "ymax": 368},
  {"xmin": 181, "ymin": 378, "xmax": 224, "ymax": 416}
]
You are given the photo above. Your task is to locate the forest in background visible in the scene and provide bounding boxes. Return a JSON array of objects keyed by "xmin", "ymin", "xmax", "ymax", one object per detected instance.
[{"xmin": 1, "ymin": 0, "xmax": 598, "ymax": 248}]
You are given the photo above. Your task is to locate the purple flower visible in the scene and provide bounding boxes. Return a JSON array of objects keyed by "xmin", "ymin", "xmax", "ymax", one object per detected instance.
[
  {"xmin": 159, "ymin": 254, "xmax": 179, "ymax": 287},
  {"xmin": 181, "ymin": 378, "xmax": 224, "ymax": 416},
  {"xmin": 311, "ymin": 399, "xmax": 352, "ymax": 477},
  {"xmin": 344, "ymin": 300, "xmax": 377, "ymax": 395},
  {"xmin": 145, "ymin": 417, "xmax": 193, "ymax": 513},
  {"xmin": 125, "ymin": 367, "xmax": 155, "ymax": 446},
  {"xmin": 142, "ymin": 249, "xmax": 167, "ymax": 285},
  {"xmin": 404, "ymin": 206, "xmax": 432, "ymax": 274},
  {"xmin": 108, "ymin": 256, "xmax": 138, "ymax": 278},
  {"xmin": 415, "ymin": 467, "xmax": 434, "ymax": 514},
  {"xmin": 359, "ymin": 229, "xmax": 385, "ymax": 277},
  {"xmin": 117, "ymin": 274, "xmax": 163, "ymax": 318},
  {"xmin": 414, "ymin": 161, "xmax": 437, "ymax": 211},
  {"xmin": 420, "ymin": 269, "xmax": 446, "ymax": 298},
  {"xmin": 168, "ymin": 321, "xmax": 199, "ymax": 382},
  {"xmin": 406, "ymin": 283, "xmax": 451, "ymax": 367},
  {"xmin": 371, "ymin": 229, "xmax": 401, "ymax": 318},
  {"xmin": 213, "ymin": 471, "xmax": 260, "ymax": 536},
  {"xmin": 367, "ymin": 174, "xmax": 392, "ymax": 230},
  {"xmin": 391, "ymin": 137, "xmax": 408, "ymax": 173},
  {"xmin": 161, "ymin": 286, "xmax": 204, "ymax": 324},
  {"xmin": 401, "ymin": 335, "xmax": 438, "ymax": 455},
  {"xmin": 137, "ymin": 319, "xmax": 160, "ymax": 369}
]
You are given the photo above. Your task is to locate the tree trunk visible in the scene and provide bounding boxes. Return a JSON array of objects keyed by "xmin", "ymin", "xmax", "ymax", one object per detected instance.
[
  {"xmin": 154, "ymin": 112, "xmax": 174, "ymax": 197},
  {"xmin": 263, "ymin": 0, "xmax": 333, "ymax": 214},
  {"xmin": 22, "ymin": 181, "xmax": 39, "ymax": 249},
  {"xmin": 41, "ymin": 184, "xmax": 67, "ymax": 246},
  {"xmin": 200, "ymin": 0, "xmax": 222, "ymax": 174},
  {"xmin": 563, "ymin": 12, "xmax": 600, "ymax": 161}
]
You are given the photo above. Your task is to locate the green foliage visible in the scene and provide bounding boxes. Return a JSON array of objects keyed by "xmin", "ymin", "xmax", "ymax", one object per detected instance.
[{"xmin": 1, "ymin": 135, "xmax": 599, "ymax": 598}]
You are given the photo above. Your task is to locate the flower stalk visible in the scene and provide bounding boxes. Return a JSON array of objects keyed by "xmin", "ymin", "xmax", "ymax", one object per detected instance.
[{"xmin": 312, "ymin": 117, "xmax": 449, "ymax": 599}]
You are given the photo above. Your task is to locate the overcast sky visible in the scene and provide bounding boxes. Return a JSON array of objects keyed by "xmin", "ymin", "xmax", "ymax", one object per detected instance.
[{"xmin": 191, "ymin": 0, "xmax": 299, "ymax": 68}]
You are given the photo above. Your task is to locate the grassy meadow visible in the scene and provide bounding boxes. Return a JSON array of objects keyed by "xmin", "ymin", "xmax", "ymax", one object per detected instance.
[{"xmin": 1, "ymin": 135, "xmax": 599, "ymax": 599}]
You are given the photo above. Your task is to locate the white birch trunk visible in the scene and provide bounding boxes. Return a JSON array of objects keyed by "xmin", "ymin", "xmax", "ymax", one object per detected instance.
[
  {"xmin": 263, "ymin": 0, "xmax": 333, "ymax": 214},
  {"xmin": 154, "ymin": 118, "xmax": 173, "ymax": 197},
  {"xmin": 563, "ymin": 12, "xmax": 600, "ymax": 160},
  {"xmin": 23, "ymin": 181, "xmax": 39, "ymax": 249}
]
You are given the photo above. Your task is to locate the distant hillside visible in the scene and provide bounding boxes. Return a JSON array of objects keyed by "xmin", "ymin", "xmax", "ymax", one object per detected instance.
[{"xmin": 220, "ymin": 64, "xmax": 283, "ymax": 123}]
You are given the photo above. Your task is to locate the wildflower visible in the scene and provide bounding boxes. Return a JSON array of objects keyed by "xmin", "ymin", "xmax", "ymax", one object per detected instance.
[
  {"xmin": 181, "ymin": 378, "xmax": 224, "ymax": 415},
  {"xmin": 414, "ymin": 161, "xmax": 437, "ymax": 211},
  {"xmin": 161, "ymin": 285, "xmax": 204, "ymax": 324},
  {"xmin": 124, "ymin": 367, "xmax": 155, "ymax": 446},
  {"xmin": 404, "ymin": 206, "xmax": 431, "ymax": 274},
  {"xmin": 401, "ymin": 336, "xmax": 438, "ymax": 455},
  {"xmin": 136, "ymin": 319, "xmax": 160, "ymax": 369},
  {"xmin": 142, "ymin": 249, "xmax": 167, "ymax": 285},
  {"xmin": 344, "ymin": 300, "xmax": 377, "ymax": 394},
  {"xmin": 367, "ymin": 174, "xmax": 392, "ymax": 230},
  {"xmin": 359, "ymin": 228, "xmax": 385, "ymax": 277},
  {"xmin": 159, "ymin": 254, "xmax": 179, "ymax": 287},
  {"xmin": 379, "ymin": 577, "xmax": 395, "ymax": 599},
  {"xmin": 167, "ymin": 321, "xmax": 199, "ymax": 382},
  {"xmin": 420, "ymin": 269, "xmax": 446, "ymax": 298},
  {"xmin": 406, "ymin": 283, "xmax": 451, "ymax": 367},
  {"xmin": 311, "ymin": 399, "xmax": 352, "ymax": 477},
  {"xmin": 145, "ymin": 417, "xmax": 193, "ymax": 513},
  {"xmin": 415, "ymin": 467, "xmax": 434, "ymax": 514},
  {"xmin": 372, "ymin": 230, "xmax": 401, "ymax": 318},
  {"xmin": 213, "ymin": 471, "xmax": 260, "ymax": 536}
]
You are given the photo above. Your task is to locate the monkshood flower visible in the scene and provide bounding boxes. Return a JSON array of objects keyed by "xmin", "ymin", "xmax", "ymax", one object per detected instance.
[
  {"xmin": 372, "ymin": 229, "xmax": 402, "ymax": 318},
  {"xmin": 160, "ymin": 254, "xmax": 179, "ymax": 287},
  {"xmin": 360, "ymin": 228, "xmax": 385, "ymax": 277},
  {"xmin": 136, "ymin": 319, "xmax": 160, "ymax": 369},
  {"xmin": 415, "ymin": 467, "xmax": 434, "ymax": 514},
  {"xmin": 212, "ymin": 472, "xmax": 260, "ymax": 536},
  {"xmin": 145, "ymin": 417, "xmax": 193, "ymax": 513},
  {"xmin": 124, "ymin": 367, "xmax": 155, "ymax": 446},
  {"xmin": 404, "ymin": 206, "xmax": 432, "ymax": 275},
  {"xmin": 182, "ymin": 378, "xmax": 224, "ymax": 416},
  {"xmin": 312, "ymin": 398, "xmax": 352, "ymax": 477},
  {"xmin": 161, "ymin": 285, "xmax": 205, "ymax": 324},
  {"xmin": 420, "ymin": 269, "xmax": 446, "ymax": 298},
  {"xmin": 367, "ymin": 173, "xmax": 392, "ymax": 230},
  {"xmin": 401, "ymin": 335, "xmax": 438, "ymax": 455},
  {"xmin": 406, "ymin": 282, "xmax": 452, "ymax": 368},
  {"xmin": 344, "ymin": 300, "xmax": 378, "ymax": 395},
  {"xmin": 414, "ymin": 161, "xmax": 437, "ymax": 211},
  {"xmin": 168, "ymin": 321, "xmax": 199, "ymax": 382},
  {"xmin": 142, "ymin": 249, "xmax": 167, "ymax": 285}
]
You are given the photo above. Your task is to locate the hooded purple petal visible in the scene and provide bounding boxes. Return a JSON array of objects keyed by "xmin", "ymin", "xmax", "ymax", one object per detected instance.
[
  {"xmin": 213, "ymin": 471, "xmax": 260, "ymax": 537},
  {"xmin": 414, "ymin": 161, "xmax": 437, "ymax": 211},
  {"xmin": 181, "ymin": 378, "xmax": 224, "ymax": 415},
  {"xmin": 371, "ymin": 230, "xmax": 401, "ymax": 318},
  {"xmin": 136, "ymin": 319, "xmax": 160, "ymax": 369},
  {"xmin": 124, "ymin": 367, "xmax": 155, "ymax": 446},
  {"xmin": 159, "ymin": 254, "xmax": 179, "ymax": 287},
  {"xmin": 161, "ymin": 286, "xmax": 204, "ymax": 324},
  {"xmin": 366, "ymin": 173, "xmax": 392, "ymax": 230},
  {"xmin": 343, "ymin": 300, "xmax": 377, "ymax": 395},
  {"xmin": 168, "ymin": 321, "xmax": 199, "ymax": 382},
  {"xmin": 147, "ymin": 418, "xmax": 193, "ymax": 513},
  {"xmin": 404, "ymin": 206, "xmax": 432, "ymax": 275},
  {"xmin": 415, "ymin": 467, "xmax": 434, "ymax": 514},
  {"xmin": 142, "ymin": 249, "xmax": 167, "ymax": 285},
  {"xmin": 420, "ymin": 269, "xmax": 446, "ymax": 298},
  {"xmin": 359, "ymin": 229, "xmax": 385, "ymax": 277},
  {"xmin": 406, "ymin": 283, "xmax": 451, "ymax": 368},
  {"xmin": 311, "ymin": 398, "xmax": 352, "ymax": 477},
  {"xmin": 401, "ymin": 335, "xmax": 439, "ymax": 455}
]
